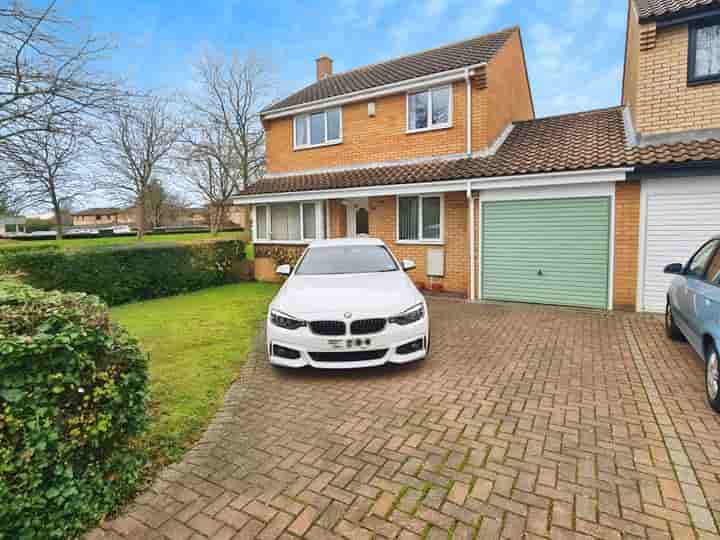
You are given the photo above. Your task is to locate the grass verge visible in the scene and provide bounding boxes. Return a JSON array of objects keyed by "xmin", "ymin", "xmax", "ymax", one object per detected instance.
[{"xmin": 110, "ymin": 281, "xmax": 278, "ymax": 464}]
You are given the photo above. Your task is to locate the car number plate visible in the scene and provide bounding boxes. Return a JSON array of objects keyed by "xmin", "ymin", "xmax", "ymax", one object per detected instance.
[{"xmin": 328, "ymin": 338, "xmax": 372, "ymax": 349}]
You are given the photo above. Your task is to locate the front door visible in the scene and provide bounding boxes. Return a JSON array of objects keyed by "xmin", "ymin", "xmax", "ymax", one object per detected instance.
[
  {"xmin": 355, "ymin": 208, "xmax": 369, "ymax": 235},
  {"xmin": 345, "ymin": 199, "xmax": 369, "ymax": 237}
]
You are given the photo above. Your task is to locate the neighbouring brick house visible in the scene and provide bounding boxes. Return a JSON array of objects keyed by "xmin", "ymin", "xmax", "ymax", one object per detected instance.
[
  {"xmin": 73, "ymin": 205, "xmax": 249, "ymax": 229},
  {"xmin": 72, "ymin": 207, "xmax": 135, "ymax": 227},
  {"xmin": 234, "ymin": 0, "xmax": 720, "ymax": 312}
]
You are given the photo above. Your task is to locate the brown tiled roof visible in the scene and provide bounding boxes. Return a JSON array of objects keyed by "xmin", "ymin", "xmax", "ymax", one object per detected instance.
[
  {"xmin": 634, "ymin": 0, "xmax": 720, "ymax": 21},
  {"xmin": 262, "ymin": 28, "xmax": 516, "ymax": 113},
  {"xmin": 72, "ymin": 207, "xmax": 125, "ymax": 216},
  {"xmin": 238, "ymin": 107, "xmax": 720, "ymax": 196}
]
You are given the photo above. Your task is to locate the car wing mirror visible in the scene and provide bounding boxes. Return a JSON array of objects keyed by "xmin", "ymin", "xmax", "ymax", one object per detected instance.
[
  {"xmin": 664, "ymin": 262, "xmax": 684, "ymax": 275},
  {"xmin": 402, "ymin": 259, "xmax": 416, "ymax": 271},
  {"xmin": 276, "ymin": 264, "xmax": 291, "ymax": 276}
]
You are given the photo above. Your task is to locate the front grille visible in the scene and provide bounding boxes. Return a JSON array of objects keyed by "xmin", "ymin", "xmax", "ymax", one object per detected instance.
[
  {"xmin": 309, "ymin": 349, "xmax": 389, "ymax": 362},
  {"xmin": 309, "ymin": 320, "xmax": 346, "ymax": 336},
  {"xmin": 350, "ymin": 318, "xmax": 387, "ymax": 335}
]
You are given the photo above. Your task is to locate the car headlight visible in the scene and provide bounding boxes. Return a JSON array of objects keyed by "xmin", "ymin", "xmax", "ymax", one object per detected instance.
[
  {"xmin": 388, "ymin": 303, "xmax": 425, "ymax": 325},
  {"xmin": 270, "ymin": 310, "xmax": 307, "ymax": 330}
]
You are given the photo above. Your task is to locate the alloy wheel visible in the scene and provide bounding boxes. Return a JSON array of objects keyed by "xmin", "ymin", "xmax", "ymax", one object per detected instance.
[{"xmin": 707, "ymin": 350, "xmax": 719, "ymax": 401}]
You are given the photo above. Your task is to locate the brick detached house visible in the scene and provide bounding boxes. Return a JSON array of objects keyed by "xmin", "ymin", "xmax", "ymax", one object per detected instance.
[
  {"xmin": 72, "ymin": 207, "xmax": 135, "ymax": 227},
  {"xmin": 235, "ymin": 0, "xmax": 720, "ymax": 312}
]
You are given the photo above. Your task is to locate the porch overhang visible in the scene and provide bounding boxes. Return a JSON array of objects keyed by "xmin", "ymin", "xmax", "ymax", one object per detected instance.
[{"xmin": 233, "ymin": 168, "xmax": 631, "ymax": 205}]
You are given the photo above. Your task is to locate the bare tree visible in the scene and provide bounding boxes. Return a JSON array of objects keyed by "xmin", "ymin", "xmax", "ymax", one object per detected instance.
[
  {"xmin": 0, "ymin": 1, "xmax": 122, "ymax": 146},
  {"xmin": 144, "ymin": 178, "xmax": 167, "ymax": 229},
  {"xmin": 101, "ymin": 96, "xmax": 183, "ymax": 240},
  {"xmin": 189, "ymin": 52, "xmax": 267, "ymax": 191},
  {"xmin": 180, "ymin": 122, "xmax": 239, "ymax": 235},
  {"xmin": 4, "ymin": 114, "xmax": 90, "ymax": 239}
]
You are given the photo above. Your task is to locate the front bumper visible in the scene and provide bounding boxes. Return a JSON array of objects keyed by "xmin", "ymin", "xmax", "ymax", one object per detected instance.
[{"xmin": 267, "ymin": 317, "xmax": 428, "ymax": 369}]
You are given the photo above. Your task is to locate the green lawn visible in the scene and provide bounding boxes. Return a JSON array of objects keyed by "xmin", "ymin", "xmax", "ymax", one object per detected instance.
[{"xmin": 110, "ymin": 281, "xmax": 278, "ymax": 464}]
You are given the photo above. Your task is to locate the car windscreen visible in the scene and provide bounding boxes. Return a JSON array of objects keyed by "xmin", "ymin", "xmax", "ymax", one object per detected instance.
[{"xmin": 295, "ymin": 245, "xmax": 399, "ymax": 275}]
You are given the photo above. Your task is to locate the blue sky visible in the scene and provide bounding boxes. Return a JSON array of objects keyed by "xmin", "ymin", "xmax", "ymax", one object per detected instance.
[{"xmin": 62, "ymin": 0, "xmax": 629, "ymax": 118}]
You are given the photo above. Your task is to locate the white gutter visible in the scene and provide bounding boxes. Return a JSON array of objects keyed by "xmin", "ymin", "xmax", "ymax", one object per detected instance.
[
  {"xmin": 467, "ymin": 180, "xmax": 475, "ymax": 300},
  {"xmin": 234, "ymin": 168, "xmax": 632, "ymax": 204},
  {"xmin": 262, "ymin": 62, "xmax": 487, "ymax": 120},
  {"xmin": 465, "ymin": 68, "xmax": 472, "ymax": 155}
]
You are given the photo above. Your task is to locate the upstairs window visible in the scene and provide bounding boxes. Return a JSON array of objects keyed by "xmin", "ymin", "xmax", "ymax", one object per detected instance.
[
  {"xmin": 689, "ymin": 20, "xmax": 720, "ymax": 85},
  {"xmin": 294, "ymin": 108, "xmax": 342, "ymax": 149},
  {"xmin": 407, "ymin": 85, "xmax": 452, "ymax": 132}
]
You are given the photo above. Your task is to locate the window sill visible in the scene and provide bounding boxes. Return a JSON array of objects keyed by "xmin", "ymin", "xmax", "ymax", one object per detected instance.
[
  {"xmin": 688, "ymin": 76, "xmax": 720, "ymax": 87},
  {"xmin": 406, "ymin": 124, "xmax": 452, "ymax": 135},
  {"xmin": 293, "ymin": 139, "xmax": 342, "ymax": 152},
  {"xmin": 396, "ymin": 240, "xmax": 444, "ymax": 246}
]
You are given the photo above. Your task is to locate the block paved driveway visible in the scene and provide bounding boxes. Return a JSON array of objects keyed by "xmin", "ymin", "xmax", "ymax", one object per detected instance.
[{"xmin": 92, "ymin": 299, "xmax": 720, "ymax": 540}]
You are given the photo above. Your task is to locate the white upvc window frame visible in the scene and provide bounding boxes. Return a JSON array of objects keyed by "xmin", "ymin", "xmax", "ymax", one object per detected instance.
[
  {"xmin": 396, "ymin": 193, "xmax": 444, "ymax": 245},
  {"xmin": 406, "ymin": 84, "xmax": 453, "ymax": 134},
  {"xmin": 252, "ymin": 201, "xmax": 325, "ymax": 244},
  {"xmin": 293, "ymin": 107, "xmax": 343, "ymax": 150}
]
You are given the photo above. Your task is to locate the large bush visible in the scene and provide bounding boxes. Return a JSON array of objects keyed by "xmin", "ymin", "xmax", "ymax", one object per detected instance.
[
  {"xmin": 0, "ymin": 239, "xmax": 245, "ymax": 305},
  {"xmin": 0, "ymin": 280, "xmax": 148, "ymax": 539}
]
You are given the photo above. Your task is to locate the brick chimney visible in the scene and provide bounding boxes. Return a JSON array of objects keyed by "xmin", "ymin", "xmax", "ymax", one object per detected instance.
[{"xmin": 316, "ymin": 55, "xmax": 333, "ymax": 80}]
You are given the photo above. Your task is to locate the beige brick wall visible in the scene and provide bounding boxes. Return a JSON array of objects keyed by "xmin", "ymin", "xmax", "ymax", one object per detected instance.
[
  {"xmin": 367, "ymin": 193, "xmax": 471, "ymax": 296},
  {"xmin": 613, "ymin": 181, "xmax": 641, "ymax": 311},
  {"xmin": 624, "ymin": 5, "xmax": 720, "ymax": 135},
  {"xmin": 622, "ymin": 1, "xmax": 641, "ymax": 129},
  {"xmin": 327, "ymin": 200, "xmax": 347, "ymax": 238}
]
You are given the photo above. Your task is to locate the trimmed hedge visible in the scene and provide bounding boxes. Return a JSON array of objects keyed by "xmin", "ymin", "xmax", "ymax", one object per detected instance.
[
  {"xmin": 0, "ymin": 243, "xmax": 59, "ymax": 254},
  {"xmin": 0, "ymin": 240, "xmax": 246, "ymax": 305},
  {"xmin": 0, "ymin": 280, "xmax": 148, "ymax": 539}
]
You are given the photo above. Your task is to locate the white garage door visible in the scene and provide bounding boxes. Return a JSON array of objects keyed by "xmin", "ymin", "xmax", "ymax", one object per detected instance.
[{"xmin": 641, "ymin": 176, "xmax": 720, "ymax": 312}]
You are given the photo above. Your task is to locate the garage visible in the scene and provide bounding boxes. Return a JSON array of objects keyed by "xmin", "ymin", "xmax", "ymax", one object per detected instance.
[
  {"xmin": 481, "ymin": 195, "xmax": 612, "ymax": 309},
  {"xmin": 639, "ymin": 176, "xmax": 720, "ymax": 312}
]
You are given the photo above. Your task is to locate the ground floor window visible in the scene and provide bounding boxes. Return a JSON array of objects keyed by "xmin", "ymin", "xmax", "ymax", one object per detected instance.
[
  {"xmin": 254, "ymin": 201, "xmax": 324, "ymax": 242},
  {"xmin": 397, "ymin": 195, "xmax": 442, "ymax": 242}
]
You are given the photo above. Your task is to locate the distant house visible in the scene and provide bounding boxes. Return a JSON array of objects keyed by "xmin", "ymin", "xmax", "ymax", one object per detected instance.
[
  {"xmin": 186, "ymin": 205, "xmax": 250, "ymax": 228},
  {"xmin": 72, "ymin": 204, "xmax": 248, "ymax": 229},
  {"xmin": 0, "ymin": 215, "xmax": 27, "ymax": 237},
  {"xmin": 72, "ymin": 207, "xmax": 135, "ymax": 227}
]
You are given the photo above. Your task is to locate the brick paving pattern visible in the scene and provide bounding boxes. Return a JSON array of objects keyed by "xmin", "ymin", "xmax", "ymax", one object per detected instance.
[{"xmin": 89, "ymin": 299, "xmax": 720, "ymax": 539}]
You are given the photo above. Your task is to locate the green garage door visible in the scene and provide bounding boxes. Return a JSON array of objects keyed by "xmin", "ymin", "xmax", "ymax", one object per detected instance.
[{"xmin": 481, "ymin": 197, "xmax": 611, "ymax": 309}]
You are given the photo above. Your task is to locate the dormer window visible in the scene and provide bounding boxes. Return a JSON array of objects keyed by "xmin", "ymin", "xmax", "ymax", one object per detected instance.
[
  {"xmin": 294, "ymin": 108, "xmax": 342, "ymax": 149},
  {"xmin": 407, "ymin": 85, "xmax": 452, "ymax": 133},
  {"xmin": 689, "ymin": 19, "xmax": 720, "ymax": 85}
]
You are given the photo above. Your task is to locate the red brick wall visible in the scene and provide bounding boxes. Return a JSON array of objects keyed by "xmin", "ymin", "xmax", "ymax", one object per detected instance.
[
  {"xmin": 264, "ymin": 81, "xmax": 469, "ymax": 175},
  {"xmin": 367, "ymin": 193, "xmax": 470, "ymax": 296},
  {"xmin": 613, "ymin": 182, "xmax": 641, "ymax": 311},
  {"xmin": 263, "ymin": 30, "xmax": 534, "ymax": 175}
]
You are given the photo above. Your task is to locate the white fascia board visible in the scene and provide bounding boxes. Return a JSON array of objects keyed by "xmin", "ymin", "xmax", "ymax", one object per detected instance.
[
  {"xmin": 233, "ymin": 168, "xmax": 632, "ymax": 205},
  {"xmin": 469, "ymin": 168, "xmax": 631, "ymax": 191},
  {"xmin": 234, "ymin": 179, "xmax": 470, "ymax": 204},
  {"xmin": 261, "ymin": 64, "xmax": 486, "ymax": 120}
]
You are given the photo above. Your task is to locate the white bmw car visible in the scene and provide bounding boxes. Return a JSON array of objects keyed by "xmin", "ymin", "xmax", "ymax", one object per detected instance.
[{"xmin": 267, "ymin": 238, "xmax": 429, "ymax": 369}]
